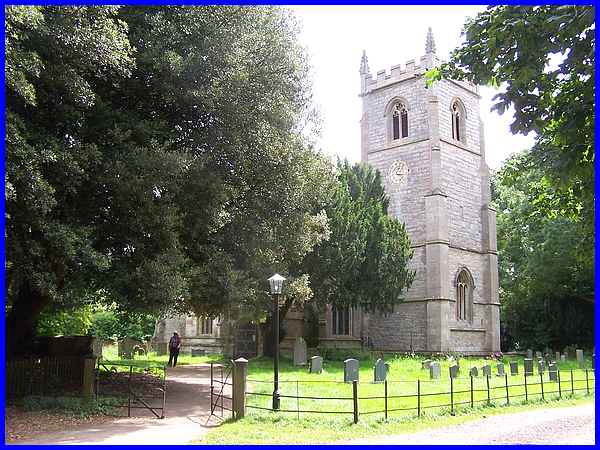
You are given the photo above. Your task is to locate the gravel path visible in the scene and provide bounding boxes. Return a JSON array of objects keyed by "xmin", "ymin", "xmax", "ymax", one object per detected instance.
[
  {"xmin": 347, "ymin": 403, "xmax": 595, "ymax": 445},
  {"xmin": 8, "ymin": 364, "xmax": 222, "ymax": 445}
]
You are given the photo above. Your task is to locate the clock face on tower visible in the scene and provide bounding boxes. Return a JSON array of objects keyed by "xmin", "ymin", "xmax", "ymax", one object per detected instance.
[{"xmin": 388, "ymin": 160, "xmax": 409, "ymax": 186}]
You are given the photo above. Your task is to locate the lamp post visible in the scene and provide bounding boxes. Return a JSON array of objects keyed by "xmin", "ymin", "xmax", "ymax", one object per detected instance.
[{"xmin": 268, "ymin": 273, "xmax": 286, "ymax": 411}]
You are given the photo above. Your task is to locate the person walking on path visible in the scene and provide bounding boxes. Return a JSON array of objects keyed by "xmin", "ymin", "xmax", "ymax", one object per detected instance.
[{"xmin": 168, "ymin": 331, "xmax": 181, "ymax": 367}]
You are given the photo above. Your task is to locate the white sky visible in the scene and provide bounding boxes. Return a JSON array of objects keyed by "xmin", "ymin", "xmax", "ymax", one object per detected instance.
[{"xmin": 290, "ymin": 5, "xmax": 536, "ymax": 170}]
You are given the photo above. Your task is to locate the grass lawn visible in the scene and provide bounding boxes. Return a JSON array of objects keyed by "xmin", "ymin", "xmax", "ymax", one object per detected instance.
[
  {"xmin": 100, "ymin": 344, "xmax": 225, "ymax": 368},
  {"xmin": 203, "ymin": 354, "xmax": 595, "ymax": 444}
]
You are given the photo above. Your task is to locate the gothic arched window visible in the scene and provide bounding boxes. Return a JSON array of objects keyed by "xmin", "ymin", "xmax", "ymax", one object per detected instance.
[
  {"xmin": 392, "ymin": 102, "xmax": 409, "ymax": 140},
  {"xmin": 456, "ymin": 269, "xmax": 474, "ymax": 321},
  {"xmin": 332, "ymin": 306, "xmax": 351, "ymax": 335},
  {"xmin": 451, "ymin": 100, "xmax": 466, "ymax": 143},
  {"xmin": 198, "ymin": 317, "xmax": 213, "ymax": 335}
]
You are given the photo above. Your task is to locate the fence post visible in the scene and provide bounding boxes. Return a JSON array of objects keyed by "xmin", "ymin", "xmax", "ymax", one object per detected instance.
[
  {"xmin": 417, "ymin": 379, "xmax": 421, "ymax": 417},
  {"xmin": 570, "ymin": 369, "xmax": 574, "ymax": 396},
  {"xmin": 384, "ymin": 380, "xmax": 388, "ymax": 421},
  {"xmin": 505, "ymin": 374, "xmax": 509, "ymax": 405},
  {"xmin": 161, "ymin": 366, "xmax": 166, "ymax": 419},
  {"xmin": 81, "ymin": 357, "xmax": 97, "ymax": 399},
  {"xmin": 220, "ymin": 365, "xmax": 224, "ymax": 417},
  {"xmin": 352, "ymin": 380, "xmax": 359, "ymax": 424},
  {"xmin": 540, "ymin": 373, "xmax": 544, "ymax": 400},
  {"xmin": 585, "ymin": 369, "xmax": 589, "ymax": 395},
  {"xmin": 486, "ymin": 375, "xmax": 490, "ymax": 406},
  {"xmin": 232, "ymin": 358, "xmax": 248, "ymax": 420},
  {"xmin": 470, "ymin": 375, "xmax": 474, "ymax": 408},
  {"xmin": 524, "ymin": 372, "xmax": 528, "ymax": 402},
  {"xmin": 450, "ymin": 376, "xmax": 454, "ymax": 415},
  {"xmin": 558, "ymin": 370, "xmax": 562, "ymax": 398},
  {"xmin": 128, "ymin": 365, "xmax": 133, "ymax": 417},
  {"xmin": 296, "ymin": 380, "xmax": 300, "ymax": 420},
  {"xmin": 210, "ymin": 363, "xmax": 214, "ymax": 413}
]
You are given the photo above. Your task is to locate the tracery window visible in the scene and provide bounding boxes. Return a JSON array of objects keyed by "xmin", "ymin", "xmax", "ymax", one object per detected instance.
[
  {"xmin": 332, "ymin": 306, "xmax": 351, "ymax": 336},
  {"xmin": 451, "ymin": 100, "xmax": 466, "ymax": 143},
  {"xmin": 198, "ymin": 317, "xmax": 213, "ymax": 335},
  {"xmin": 392, "ymin": 102, "xmax": 409, "ymax": 140},
  {"xmin": 456, "ymin": 269, "xmax": 473, "ymax": 321}
]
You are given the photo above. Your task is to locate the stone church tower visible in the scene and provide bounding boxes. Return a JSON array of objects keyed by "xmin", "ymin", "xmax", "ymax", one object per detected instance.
[{"xmin": 355, "ymin": 29, "xmax": 500, "ymax": 354}]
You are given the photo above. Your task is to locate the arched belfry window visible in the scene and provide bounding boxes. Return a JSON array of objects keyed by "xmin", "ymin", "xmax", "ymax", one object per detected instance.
[
  {"xmin": 451, "ymin": 100, "xmax": 466, "ymax": 143},
  {"xmin": 392, "ymin": 103, "xmax": 408, "ymax": 140},
  {"xmin": 385, "ymin": 98, "xmax": 410, "ymax": 142},
  {"xmin": 456, "ymin": 268, "xmax": 474, "ymax": 321}
]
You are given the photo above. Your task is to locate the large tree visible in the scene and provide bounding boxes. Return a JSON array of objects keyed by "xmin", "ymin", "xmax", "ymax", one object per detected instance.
[
  {"xmin": 302, "ymin": 160, "xmax": 415, "ymax": 314},
  {"xmin": 5, "ymin": 6, "xmax": 333, "ymax": 354},
  {"xmin": 494, "ymin": 152, "xmax": 594, "ymax": 350},
  {"xmin": 429, "ymin": 5, "xmax": 594, "ymax": 244}
]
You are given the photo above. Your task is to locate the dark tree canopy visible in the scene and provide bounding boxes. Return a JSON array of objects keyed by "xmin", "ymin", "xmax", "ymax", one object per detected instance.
[
  {"xmin": 302, "ymin": 160, "xmax": 415, "ymax": 314},
  {"xmin": 5, "ymin": 6, "xmax": 334, "ymax": 354},
  {"xmin": 494, "ymin": 152, "xmax": 594, "ymax": 350}
]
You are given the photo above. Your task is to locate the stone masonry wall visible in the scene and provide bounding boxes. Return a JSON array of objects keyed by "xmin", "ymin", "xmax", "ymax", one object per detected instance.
[{"xmin": 368, "ymin": 301, "xmax": 427, "ymax": 351}]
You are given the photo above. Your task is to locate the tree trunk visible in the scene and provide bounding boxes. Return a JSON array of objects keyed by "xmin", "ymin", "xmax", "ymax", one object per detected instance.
[{"xmin": 5, "ymin": 282, "xmax": 50, "ymax": 357}]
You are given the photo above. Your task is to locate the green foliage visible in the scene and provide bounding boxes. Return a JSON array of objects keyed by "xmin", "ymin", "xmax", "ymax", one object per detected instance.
[
  {"xmin": 88, "ymin": 307, "xmax": 156, "ymax": 341},
  {"xmin": 5, "ymin": 6, "xmax": 334, "ymax": 352},
  {"xmin": 36, "ymin": 306, "xmax": 94, "ymax": 337},
  {"xmin": 21, "ymin": 395, "xmax": 121, "ymax": 418},
  {"xmin": 429, "ymin": 5, "xmax": 594, "ymax": 239},
  {"xmin": 303, "ymin": 160, "xmax": 415, "ymax": 313},
  {"xmin": 494, "ymin": 152, "xmax": 594, "ymax": 350}
]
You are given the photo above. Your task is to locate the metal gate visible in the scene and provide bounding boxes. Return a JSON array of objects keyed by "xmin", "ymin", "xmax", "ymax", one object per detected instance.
[
  {"xmin": 208, "ymin": 362, "xmax": 233, "ymax": 422},
  {"xmin": 96, "ymin": 360, "xmax": 167, "ymax": 418}
]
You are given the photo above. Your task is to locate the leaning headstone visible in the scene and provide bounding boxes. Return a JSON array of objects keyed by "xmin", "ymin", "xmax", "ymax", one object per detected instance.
[
  {"xmin": 576, "ymin": 349, "xmax": 585, "ymax": 369},
  {"xmin": 527, "ymin": 349, "xmax": 533, "ymax": 359},
  {"xmin": 293, "ymin": 337, "xmax": 308, "ymax": 366},
  {"xmin": 482, "ymin": 364, "xmax": 491, "ymax": 377},
  {"xmin": 373, "ymin": 358, "xmax": 388, "ymax": 383},
  {"xmin": 449, "ymin": 364, "xmax": 459, "ymax": 379},
  {"xmin": 118, "ymin": 337, "xmax": 142, "ymax": 359},
  {"xmin": 537, "ymin": 359, "xmax": 545, "ymax": 374},
  {"xmin": 469, "ymin": 366, "xmax": 478, "ymax": 377},
  {"xmin": 548, "ymin": 363, "xmax": 558, "ymax": 381},
  {"xmin": 429, "ymin": 361, "xmax": 441, "ymax": 379},
  {"xmin": 560, "ymin": 354, "xmax": 567, "ymax": 362},
  {"xmin": 421, "ymin": 359, "xmax": 432, "ymax": 370},
  {"xmin": 497, "ymin": 362, "xmax": 505, "ymax": 376},
  {"xmin": 344, "ymin": 358, "xmax": 359, "ymax": 383},
  {"xmin": 309, "ymin": 356, "xmax": 323, "ymax": 374},
  {"xmin": 524, "ymin": 358, "xmax": 534, "ymax": 376}
]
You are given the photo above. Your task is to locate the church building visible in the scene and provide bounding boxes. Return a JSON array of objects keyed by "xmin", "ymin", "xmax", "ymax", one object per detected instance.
[{"xmin": 152, "ymin": 29, "xmax": 501, "ymax": 356}]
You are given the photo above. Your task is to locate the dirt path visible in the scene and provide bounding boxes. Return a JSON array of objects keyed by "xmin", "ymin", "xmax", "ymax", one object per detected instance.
[
  {"xmin": 345, "ymin": 403, "xmax": 595, "ymax": 445},
  {"xmin": 8, "ymin": 364, "xmax": 225, "ymax": 445}
]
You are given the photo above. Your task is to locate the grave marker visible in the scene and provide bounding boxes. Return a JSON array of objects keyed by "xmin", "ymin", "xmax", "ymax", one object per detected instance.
[
  {"xmin": 309, "ymin": 356, "xmax": 323, "ymax": 374},
  {"xmin": 576, "ymin": 349, "xmax": 585, "ymax": 369},
  {"xmin": 497, "ymin": 362, "xmax": 505, "ymax": 376},
  {"xmin": 482, "ymin": 364, "xmax": 491, "ymax": 377},
  {"xmin": 469, "ymin": 366, "xmax": 478, "ymax": 377},
  {"xmin": 449, "ymin": 364, "xmax": 459, "ymax": 379},
  {"xmin": 524, "ymin": 358, "xmax": 534, "ymax": 376},
  {"xmin": 509, "ymin": 361, "xmax": 518, "ymax": 376},
  {"xmin": 293, "ymin": 337, "xmax": 307, "ymax": 366},
  {"xmin": 430, "ymin": 361, "xmax": 441, "ymax": 379},
  {"xmin": 373, "ymin": 358, "xmax": 388, "ymax": 383},
  {"xmin": 344, "ymin": 358, "xmax": 359, "ymax": 383},
  {"xmin": 548, "ymin": 363, "xmax": 558, "ymax": 381}
]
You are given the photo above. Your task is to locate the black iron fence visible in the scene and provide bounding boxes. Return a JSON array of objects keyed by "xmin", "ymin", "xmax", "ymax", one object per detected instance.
[
  {"xmin": 95, "ymin": 359, "xmax": 167, "ymax": 418},
  {"xmin": 243, "ymin": 368, "xmax": 594, "ymax": 424}
]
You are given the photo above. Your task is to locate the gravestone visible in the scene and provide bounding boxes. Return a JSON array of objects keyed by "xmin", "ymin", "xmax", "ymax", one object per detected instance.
[
  {"xmin": 537, "ymin": 359, "xmax": 545, "ymax": 374},
  {"xmin": 429, "ymin": 361, "xmax": 441, "ymax": 379},
  {"xmin": 509, "ymin": 361, "xmax": 518, "ymax": 376},
  {"xmin": 309, "ymin": 356, "xmax": 323, "ymax": 374},
  {"xmin": 118, "ymin": 337, "xmax": 143, "ymax": 359},
  {"xmin": 524, "ymin": 358, "xmax": 534, "ymax": 376},
  {"xmin": 497, "ymin": 362, "xmax": 505, "ymax": 376},
  {"xmin": 373, "ymin": 358, "xmax": 388, "ymax": 383},
  {"xmin": 344, "ymin": 358, "xmax": 359, "ymax": 383},
  {"xmin": 548, "ymin": 363, "xmax": 558, "ymax": 381},
  {"xmin": 527, "ymin": 349, "xmax": 533, "ymax": 359},
  {"xmin": 576, "ymin": 349, "xmax": 584, "ymax": 369},
  {"xmin": 535, "ymin": 351, "xmax": 542, "ymax": 359},
  {"xmin": 560, "ymin": 354, "xmax": 567, "ymax": 362},
  {"xmin": 293, "ymin": 337, "xmax": 307, "ymax": 366},
  {"xmin": 422, "ymin": 359, "xmax": 432, "ymax": 370},
  {"xmin": 449, "ymin": 364, "xmax": 459, "ymax": 379},
  {"xmin": 555, "ymin": 352, "xmax": 561, "ymax": 363},
  {"xmin": 469, "ymin": 366, "xmax": 478, "ymax": 377},
  {"xmin": 482, "ymin": 364, "xmax": 491, "ymax": 377}
]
